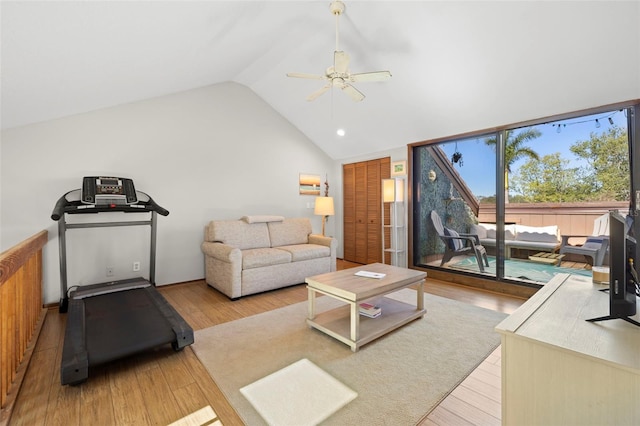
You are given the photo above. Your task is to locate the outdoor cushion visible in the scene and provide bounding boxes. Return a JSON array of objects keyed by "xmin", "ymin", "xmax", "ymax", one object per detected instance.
[
  {"xmin": 479, "ymin": 223, "xmax": 516, "ymax": 240},
  {"xmin": 515, "ymin": 225, "xmax": 559, "ymax": 243},
  {"xmin": 582, "ymin": 237, "xmax": 606, "ymax": 250},
  {"xmin": 506, "ymin": 240, "xmax": 559, "ymax": 250},
  {"xmin": 444, "ymin": 227, "xmax": 464, "ymax": 250},
  {"xmin": 470, "ymin": 224, "xmax": 487, "ymax": 239}
]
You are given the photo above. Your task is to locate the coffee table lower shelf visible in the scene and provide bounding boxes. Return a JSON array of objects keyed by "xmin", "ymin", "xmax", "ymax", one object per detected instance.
[{"xmin": 306, "ymin": 297, "xmax": 425, "ymax": 351}]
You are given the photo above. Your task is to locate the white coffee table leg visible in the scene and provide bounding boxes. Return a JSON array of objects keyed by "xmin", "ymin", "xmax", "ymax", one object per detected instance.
[
  {"xmin": 307, "ymin": 287, "xmax": 316, "ymax": 320},
  {"xmin": 350, "ymin": 302, "xmax": 359, "ymax": 351},
  {"xmin": 416, "ymin": 280, "xmax": 424, "ymax": 311}
]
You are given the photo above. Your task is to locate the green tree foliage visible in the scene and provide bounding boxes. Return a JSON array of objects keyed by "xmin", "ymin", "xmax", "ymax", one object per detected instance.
[
  {"xmin": 570, "ymin": 125, "xmax": 629, "ymax": 201},
  {"xmin": 511, "ymin": 153, "xmax": 591, "ymax": 202},
  {"xmin": 511, "ymin": 125, "xmax": 629, "ymax": 202},
  {"xmin": 484, "ymin": 128, "xmax": 542, "ymax": 173},
  {"xmin": 484, "ymin": 128, "xmax": 541, "ymax": 202}
]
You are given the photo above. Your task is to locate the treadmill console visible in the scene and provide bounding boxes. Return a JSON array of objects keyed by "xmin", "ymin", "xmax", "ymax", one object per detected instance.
[{"xmin": 82, "ymin": 176, "xmax": 137, "ymax": 205}]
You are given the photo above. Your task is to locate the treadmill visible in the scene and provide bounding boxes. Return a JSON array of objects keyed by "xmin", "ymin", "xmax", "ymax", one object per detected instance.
[{"xmin": 51, "ymin": 177, "xmax": 194, "ymax": 385}]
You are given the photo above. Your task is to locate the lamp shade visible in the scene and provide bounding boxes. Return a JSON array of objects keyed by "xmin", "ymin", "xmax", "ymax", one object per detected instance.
[
  {"xmin": 314, "ymin": 196, "xmax": 335, "ymax": 216},
  {"xmin": 382, "ymin": 178, "xmax": 404, "ymax": 203}
]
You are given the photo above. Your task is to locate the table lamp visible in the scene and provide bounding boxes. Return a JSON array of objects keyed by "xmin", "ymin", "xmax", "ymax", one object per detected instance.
[{"xmin": 314, "ymin": 196, "xmax": 334, "ymax": 236}]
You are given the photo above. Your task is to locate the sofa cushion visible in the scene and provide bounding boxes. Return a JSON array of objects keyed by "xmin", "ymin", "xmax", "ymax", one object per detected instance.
[
  {"xmin": 242, "ymin": 248, "xmax": 291, "ymax": 269},
  {"xmin": 267, "ymin": 218, "xmax": 311, "ymax": 247},
  {"xmin": 207, "ymin": 220, "xmax": 271, "ymax": 250},
  {"xmin": 515, "ymin": 225, "xmax": 559, "ymax": 243},
  {"xmin": 276, "ymin": 244, "xmax": 331, "ymax": 262}
]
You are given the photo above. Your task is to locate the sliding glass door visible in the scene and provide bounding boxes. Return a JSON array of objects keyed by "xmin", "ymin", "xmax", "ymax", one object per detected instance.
[
  {"xmin": 412, "ymin": 135, "xmax": 498, "ymax": 279},
  {"xmin": 411, "ymin": 102, "xmax": 638, "ymax": 288}
]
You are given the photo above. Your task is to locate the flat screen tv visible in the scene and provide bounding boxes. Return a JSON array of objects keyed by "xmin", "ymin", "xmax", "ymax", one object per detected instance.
[{"xmin": 587, "ymin": 211, "xmax": 639, "ymax": 327}]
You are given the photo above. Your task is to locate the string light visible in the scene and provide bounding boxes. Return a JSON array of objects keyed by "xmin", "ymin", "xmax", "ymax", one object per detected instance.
[{"xmin": 550, "ymin": 110, "xmax": 622, "ymax": 132}]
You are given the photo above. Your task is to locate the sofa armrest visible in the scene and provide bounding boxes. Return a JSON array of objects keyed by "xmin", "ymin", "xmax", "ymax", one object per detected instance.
[
  {"xmin": 201, "ymin": 242, "xmax": 243, "ymax": 298},
  {"xmin": 309, "ymin": 234, "xmax": 335, "ymax": 248},
  {"xmin": 201, "ymin": 241, "xmax": 242, "ymax": 262},
  {"xmin": 308, "ymin": 234, "xmax": 338, "ymax": 271}
]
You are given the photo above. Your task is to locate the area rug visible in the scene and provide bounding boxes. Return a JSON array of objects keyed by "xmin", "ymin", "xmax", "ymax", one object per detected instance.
[
  {"xmin": 449, "ymin": 255, "xmax": 592, "ymax": 283},
  {"xmin": 191, "ymin": 289, "xmax": 507, "ymax": 425}
]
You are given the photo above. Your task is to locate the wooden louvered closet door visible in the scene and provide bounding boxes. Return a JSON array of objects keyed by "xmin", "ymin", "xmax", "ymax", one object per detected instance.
[{"xmin": 342, "ymin": 157, "xmax": 390, "ymax": 264}]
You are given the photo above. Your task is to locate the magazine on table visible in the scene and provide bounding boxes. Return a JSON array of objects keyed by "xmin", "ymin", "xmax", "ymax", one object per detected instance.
[{"xmin": 355, "ymin": 270, "xmax": 386, "ymax": 279}]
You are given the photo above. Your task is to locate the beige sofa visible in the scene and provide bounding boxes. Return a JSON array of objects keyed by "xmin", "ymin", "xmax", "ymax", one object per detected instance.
[
  {"xmin": 470, "ymin": 223, "xmax": 561, "ymax": 258},
  {"xmin": 201, "ymin": 216, "xmax": 337, "ymax": 299}
]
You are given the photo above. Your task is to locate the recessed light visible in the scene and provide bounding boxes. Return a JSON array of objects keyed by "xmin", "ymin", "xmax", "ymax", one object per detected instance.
[{"xmin": 336, "ymin": 128, "xmax": 346, "ymax": 136}]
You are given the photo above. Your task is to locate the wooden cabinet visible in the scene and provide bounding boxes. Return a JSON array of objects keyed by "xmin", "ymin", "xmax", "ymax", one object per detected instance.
[
  {"xmin": 343, "ymin": 158, "xmax": 390, "ymax": 264},
  {"xmin": 496, "ymin": 273, "xmax": 640, "ymax": 425}
]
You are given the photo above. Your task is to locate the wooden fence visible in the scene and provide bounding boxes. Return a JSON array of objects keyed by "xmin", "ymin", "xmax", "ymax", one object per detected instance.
[
  {"xmin": 478, "ymin": 201, "xmax": 629, "ymax": 238},
  {"xmin": 0, "ymin": 230, "xmax": 48, "ymax": 426}
]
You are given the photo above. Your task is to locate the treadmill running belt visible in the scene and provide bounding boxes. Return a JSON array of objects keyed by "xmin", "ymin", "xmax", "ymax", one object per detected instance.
[{"xmin": 84, "ymin": 288, "xmax": 176, "ymax": 365}]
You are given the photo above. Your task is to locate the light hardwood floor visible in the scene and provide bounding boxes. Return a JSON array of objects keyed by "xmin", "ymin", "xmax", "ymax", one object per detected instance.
[{"xmin": 9, "ymin": 260, "xmax": 525, "ymax": 426}]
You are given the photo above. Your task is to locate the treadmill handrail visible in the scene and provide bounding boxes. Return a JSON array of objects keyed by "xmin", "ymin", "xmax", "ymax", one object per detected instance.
[
  {"xmin": 51, "ymin": 189, "xmax": 169, "ymax": 221},
  {"xmin": 51, "ymin": 190, "xmax": 74, "ymax": 221}
]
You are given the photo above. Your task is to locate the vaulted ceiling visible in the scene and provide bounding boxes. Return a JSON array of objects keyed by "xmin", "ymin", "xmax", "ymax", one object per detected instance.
[{"xmin": 2, "ymin": 1, "xmax": 639, "ymax": 159}]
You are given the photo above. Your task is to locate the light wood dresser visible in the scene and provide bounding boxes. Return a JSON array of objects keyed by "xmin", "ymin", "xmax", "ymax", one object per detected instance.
[{"xmin": 496, "ymin": 273, "xmax": 640, "ymax": 425}]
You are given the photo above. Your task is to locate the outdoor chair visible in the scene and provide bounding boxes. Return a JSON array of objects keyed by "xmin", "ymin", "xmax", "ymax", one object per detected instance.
[
  {"xmin": 430, "ymin": 211, "xmax": 489, "ymax": 272},
  {"xmin": 559, "ymin": 212, "xmax": 610, "ymax": 266}
]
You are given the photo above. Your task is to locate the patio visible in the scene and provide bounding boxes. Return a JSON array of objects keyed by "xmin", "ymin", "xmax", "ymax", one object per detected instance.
[
  {"xmin": 443, "ymin": 255, "xmax": 593, "ymax": 285},
  {"xmin": 421, "ymin": 202, "xmax": 625, "ymax": 286}
]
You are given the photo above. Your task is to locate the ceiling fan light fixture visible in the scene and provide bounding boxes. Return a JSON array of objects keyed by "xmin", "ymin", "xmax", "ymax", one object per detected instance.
[
  {"xmin": 330, "ymin": 1, "xmax": 345, "ymax": 16},
  {"xmin": 336, "ymin": 128, "xmax": 346, "ymax": 137}
]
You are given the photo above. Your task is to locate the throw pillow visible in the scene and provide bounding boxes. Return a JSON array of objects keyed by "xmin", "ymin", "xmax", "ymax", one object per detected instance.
[{"xmin": 444, "ymin": 227, "xmax": 464, "ymax": 251}]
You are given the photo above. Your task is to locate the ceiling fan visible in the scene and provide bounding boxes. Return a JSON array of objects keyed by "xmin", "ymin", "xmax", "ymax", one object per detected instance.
[{"xmin": 286, "ymin": 0, "xmax": 391, "ymax": 102}]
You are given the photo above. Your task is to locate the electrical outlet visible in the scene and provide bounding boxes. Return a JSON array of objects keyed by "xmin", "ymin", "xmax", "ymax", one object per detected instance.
[
  {"xmin": 133, "ymin": 261, "xmax": 141, "ymax": 272},
  {"xmin": 106, "ymin": 266, "xmax": 114, "ymax": 277}
]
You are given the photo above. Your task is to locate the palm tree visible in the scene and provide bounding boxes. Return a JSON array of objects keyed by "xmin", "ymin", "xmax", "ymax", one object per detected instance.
[{"xmin": 484, "ymin": 128, "xmax": 541, "ymax": 202}]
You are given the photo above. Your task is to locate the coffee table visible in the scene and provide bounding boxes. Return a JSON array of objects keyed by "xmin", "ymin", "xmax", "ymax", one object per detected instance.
[
  {"xmin": 305, "ymin": 263, "xmax": 427, "ymax": 352},
  {"xmin": 528, "ymin": 252, "xmax": 564, "ymax": 266}
]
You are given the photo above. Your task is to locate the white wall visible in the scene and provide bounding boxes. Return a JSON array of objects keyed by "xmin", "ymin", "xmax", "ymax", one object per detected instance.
[{"xmin": 0, "ymin": 82, "xmax": 335, "ymax": 304}]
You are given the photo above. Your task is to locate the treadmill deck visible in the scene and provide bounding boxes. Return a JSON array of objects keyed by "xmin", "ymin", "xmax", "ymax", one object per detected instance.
[{"xmin": 61, "ymin": 278, "xmax": 194, "ymax": 385}]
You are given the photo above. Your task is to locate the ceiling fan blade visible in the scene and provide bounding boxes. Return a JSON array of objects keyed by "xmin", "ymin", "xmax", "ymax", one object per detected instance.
[
  {"xmin": 334, "ymin": 51, "xmax": 350, "ymax": 74},
  {"xmin": 341, "ymin": 83, "xmax": 365, "ymax": 102},
  {"xmin": 350, "ymin": 70, "xmax": 392, "ymax": 83},
  {"xmin": 306, "ymin": 84, "xmax": 331, "ymax": 101},
  {"xmin": 286, "ymin": 72, "xmax": 325, "ymax": 80}
]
